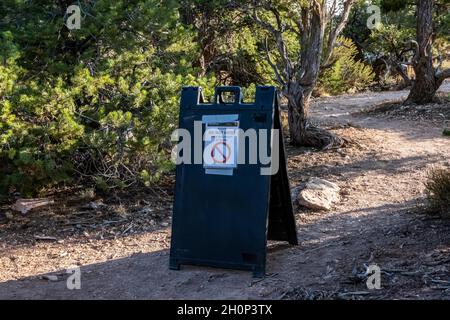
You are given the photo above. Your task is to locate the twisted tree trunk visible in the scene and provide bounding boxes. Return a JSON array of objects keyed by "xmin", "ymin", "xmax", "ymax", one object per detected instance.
[
  {"xmin": 406, "ymin": 0, "xmax": 450, "ymax": 104},
  {"xmin": 249, "ymin": 0, "xmax": 354, "ymax": 148},
  {"xmin": 286, "ymin": 82, "xmax": 312, "ymax": 145},
  {"xmin": 407, "ymin": 0, "xmax": 436, "ymax": 103},
  {"xmin": 285, "ymin": 1, "xmax": 348, "ymax": 148},
  {"xmin": 286, "ymin": 81, "xmax": 344, "ymax": 149}
]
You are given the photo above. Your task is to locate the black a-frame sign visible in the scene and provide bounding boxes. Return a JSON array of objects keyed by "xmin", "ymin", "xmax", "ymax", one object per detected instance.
[
  {"xmin": 170, "ymin": 86, "xmax": 298, "ymax": 277},
  {"xmin": 267, "ymin": 96, "xmax": 298, "ymax": 246}
]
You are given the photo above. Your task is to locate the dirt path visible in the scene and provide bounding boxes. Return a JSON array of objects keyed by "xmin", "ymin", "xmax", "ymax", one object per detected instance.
[{"xmin": 1, "ymin": 86, "xmax": 450, "ymax": 299}]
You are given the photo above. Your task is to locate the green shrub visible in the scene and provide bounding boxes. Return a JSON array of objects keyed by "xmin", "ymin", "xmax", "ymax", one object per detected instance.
[
  {"xmin": 318, "ymin": 37, "xmax": 374, "ymax": 96},
  {"xmin": 0, "ymin": 1, "xmax": 215, "ymax": 195},
  {"xmin": 443, "ymin": 128, "xmax": 450, "ymax": 136},
  {"xmin": 425, "ymin": 168, "xmax": 450, "ymax": 217}
]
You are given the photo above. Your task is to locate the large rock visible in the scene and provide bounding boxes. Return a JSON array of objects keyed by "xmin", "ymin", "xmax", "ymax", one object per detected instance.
[{"xmin": 297, "ymin": 178, "xmax": 340, "ymax": 211}]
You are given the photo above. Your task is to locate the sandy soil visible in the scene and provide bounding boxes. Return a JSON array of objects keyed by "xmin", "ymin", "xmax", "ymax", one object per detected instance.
[{"xmin": 0, "ymin": 84, "xmax": 450, "ymax": 299}]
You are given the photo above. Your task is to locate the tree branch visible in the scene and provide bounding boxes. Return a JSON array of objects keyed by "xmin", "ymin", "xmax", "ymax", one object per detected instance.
[
  {"xmin": 299, "ymin": 1, "xmax": 326, "ymax": 86},
  {"xmin": 407, "ymin": 40, "xmax": 420, "ymax": 65},
  {"xmin": 251, "ymin": 7, "xmax": 294, "ymax": 80},
  {"xmin": 264, "ymin": 38, "xmax": 286, "ymax": 86},
  {"xmin": 436, "ymin": 68, "xmax": 450, "ymax": 83},
  {"xmin": 322, "ymin": 0, "xmax": 355, "ymax": 66}
]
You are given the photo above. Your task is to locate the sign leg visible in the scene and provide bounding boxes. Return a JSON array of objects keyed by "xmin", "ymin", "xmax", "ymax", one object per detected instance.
[{"xmin": 169, "ymin": 258, "xmax": 180, "ymax": 270}]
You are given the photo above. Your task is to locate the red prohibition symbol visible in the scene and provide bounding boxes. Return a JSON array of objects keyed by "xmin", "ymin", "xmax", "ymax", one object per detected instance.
[{"xmin": 211, "ymin": 141, "xmax": 231, "ymax": 164}]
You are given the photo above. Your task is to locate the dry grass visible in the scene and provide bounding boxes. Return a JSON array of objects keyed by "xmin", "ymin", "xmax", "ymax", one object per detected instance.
[{"xmin": 425, "ymin": 168, "xmax": 450, "ymax": 217}]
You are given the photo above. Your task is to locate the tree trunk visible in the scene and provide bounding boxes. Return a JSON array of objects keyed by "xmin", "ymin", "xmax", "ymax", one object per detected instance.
[
  {"xmin": 285, "ymin": 2, "xmax": 325, "ymax": 147},
  {"xmin": 407, "ymin": 0, "xmax": 438, "ymax": 104},
  {"xmin": 285, "ymin": 2, "xmax": 348, "ymax": 149},
  {"xmin": 251, "ymin": 0, "xmax": 354, "ymax": 148},
  {"xmin": 286, "ymin": 81, "xmax": 343, "ymax": 149},
  {"xmin": 286, "ymin": 82, "xmax": 312, "ymax": 145}
]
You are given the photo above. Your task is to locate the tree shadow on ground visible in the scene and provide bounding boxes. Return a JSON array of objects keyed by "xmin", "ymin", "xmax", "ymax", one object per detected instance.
[
  {"xmin": 1, "ymin": 199, "xmax": 449, "ymax": 300},
  {"xmin": 286, "ymin": 151, "xmax": 443, "ymax": 184}
]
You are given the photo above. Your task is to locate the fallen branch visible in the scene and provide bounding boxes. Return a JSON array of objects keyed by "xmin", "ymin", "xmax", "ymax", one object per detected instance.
[
  {"xmin": 12, "ymin": 198, "xmax": 54, "ymax": 214},
  {"xmin": 34, "ymin": 235, "xmax": 57, "ymax": 241}
]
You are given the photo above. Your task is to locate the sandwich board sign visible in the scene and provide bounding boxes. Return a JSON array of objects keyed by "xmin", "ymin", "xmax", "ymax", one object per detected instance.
[{"xmin": 170, "ymin": 86, "xmax": 298, "ymax": 277}]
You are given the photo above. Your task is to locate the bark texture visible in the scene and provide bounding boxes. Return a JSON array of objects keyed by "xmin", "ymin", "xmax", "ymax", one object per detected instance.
[{"xmin": 407, "ymin": 0, "xmax": 450, "ymax": 104}]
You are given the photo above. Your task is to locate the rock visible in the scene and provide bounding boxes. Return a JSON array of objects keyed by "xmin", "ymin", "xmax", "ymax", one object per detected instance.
[
  {"xmin": 83, "ymin": 200, "xmax": 105, "ymax": 210},
  {"xmin": 297, "ymin": 178, "xmax": 340, "ymax": 211},
  {"xmin": 160, "ymin": 222, "xmax": 169, "ymax": 227}
]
